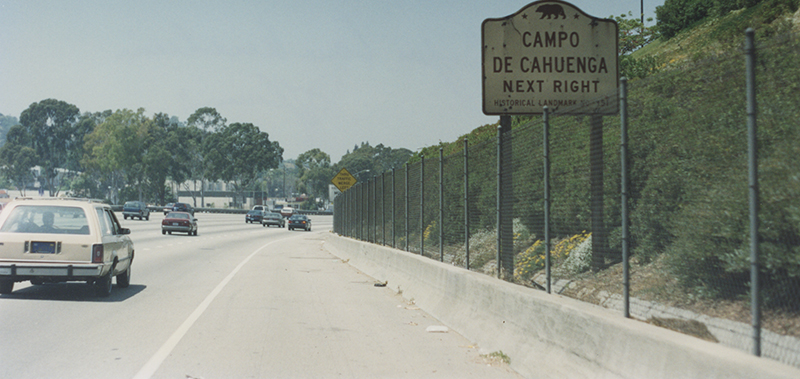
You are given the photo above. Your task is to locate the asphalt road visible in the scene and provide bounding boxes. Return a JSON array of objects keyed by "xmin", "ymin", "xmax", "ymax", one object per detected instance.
[{"xmin": 0, "ymin": 212, "xmax": 522, "ymax": 379}]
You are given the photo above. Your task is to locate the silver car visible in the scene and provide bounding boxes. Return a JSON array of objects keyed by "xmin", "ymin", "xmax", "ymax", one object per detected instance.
[{"xmin": 261, "ymin": 212, "xmax": 285, "ymax": 228}]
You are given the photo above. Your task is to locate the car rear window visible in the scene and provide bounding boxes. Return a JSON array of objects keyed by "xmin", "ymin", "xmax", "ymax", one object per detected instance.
[
  {"xmin": 0, "ymin": 205, "xmax": 90, "ymax": 234},
  {"xmin": 167, "ymin": 212, "xmax": 189, "ymax": 219}
]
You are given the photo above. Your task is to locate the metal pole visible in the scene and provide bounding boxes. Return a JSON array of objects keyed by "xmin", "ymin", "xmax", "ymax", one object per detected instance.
[
  {"xmin": 439, "ymin": 147, "xmax": 444, "ymax": 262},
  {"xmin": 498, "ymin": 116, "xmax": 514, "ymax": 280},
  {"xmin": 361, "ymin": 182, "xmax": 366, "ymax": 241},
  {"xmin": 392, "ymin": 168, "xmax": 396, "ymax": 249},
  {"xmin": 621, "ymin": 78, "xmax": 631, "ymax": 318},
  {"xmin": 745, "ymin": 27, "xmax": 761, "ymax": 357},
  {"xmin": 543, "ymin": 107, "xmax": 551, "ymax": 294},
  {"xmin": 382, "ymin": 172, "xmax": 385, "ymax": 246},
  {"xmin": 464, "ymin": 137, "xmax": 470, "ymax": 270},
  {"xmin": 496, "ymin": 124, "xmax": 502, "ymax": 279},
  {"xmin": 364, "ymin": 178, "xmax": 375, "ymax": 242},
  {"xmin": 420, "ymin": 154, "xmax": 425, "ymax": 256},
  {"xmin": 590, "ymin": 114, "xmax": 607, "ymax": 270},
  {"xmin": 405, "ymin": 163, "xmax": 409, "ymax": 252}
]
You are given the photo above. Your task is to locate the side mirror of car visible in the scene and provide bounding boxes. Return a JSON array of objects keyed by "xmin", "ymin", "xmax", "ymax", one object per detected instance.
[{"xmin": 120, "ymin": 228, "xmax": 131, "ymax": 235}]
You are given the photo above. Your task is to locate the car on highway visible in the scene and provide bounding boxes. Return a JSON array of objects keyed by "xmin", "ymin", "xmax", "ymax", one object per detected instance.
[
  {"xmin": 0, "ymin": 197, "xmax": 134, "ymax": 297},
  {"xmin": 161, "ymin": 211, "xmax": 197, "ymax": 236},
  {"xmin": 287, "ymin": 214, "xmax": 311, "ymax": 231},
  {"xmin": 280, "ymin": 206, "xmax": 295, "ymax": 219},
  {"xmin": 261, "ymin": 211, "xmax": 285, "ymax": 228},
  {"xmin": 172, "ymin": 202, "xmax": 194, "ymax": 215},
  {"xmin": 163, "ymin": 202, "xmax": 175, "ymax": 215},
  {"xmin": 245, "ymin": 210, "xmax": 263, "ymax": 223},
  {"xmin": 122, "ymin": 200, "xmax": 150, "ymax": 220}
]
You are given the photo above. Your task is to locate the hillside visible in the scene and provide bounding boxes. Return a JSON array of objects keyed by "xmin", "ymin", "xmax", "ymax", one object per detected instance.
[{"xmin": 400, "ymin": 1, "xmax": 800, "ymax": 364}]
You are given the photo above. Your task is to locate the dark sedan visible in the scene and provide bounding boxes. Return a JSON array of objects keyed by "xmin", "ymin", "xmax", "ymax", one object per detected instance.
[
  {"xmin": 245, "ymin": 210, "xmax": 263, "ymax": 223},
  {"xmin": 162, "ymin": 211, "xmax": 198, "ymax": 236},
  {"xmin": 288, "ymin": 214, "xmax": 311, "ymax": 231}
]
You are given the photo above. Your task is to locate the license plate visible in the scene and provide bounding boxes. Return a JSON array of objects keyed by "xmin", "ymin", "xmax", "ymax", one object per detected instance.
[
  {"xmin": 31, "ymin": 241, "xmax": 56, "ymax": 254},
  {"xmin": 173, "ymin": 222, "xmax": 180, "ymax": 226}
]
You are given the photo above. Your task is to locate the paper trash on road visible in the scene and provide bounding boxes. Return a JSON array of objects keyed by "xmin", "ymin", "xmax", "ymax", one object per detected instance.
[{"xmin": 426, "ymin": 325, "xmax": 449, "ymax": 333}]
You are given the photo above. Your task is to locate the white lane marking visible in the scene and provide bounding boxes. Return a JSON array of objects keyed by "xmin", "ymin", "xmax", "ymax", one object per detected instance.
[{"xmin": 132, "ymin": 236, "xmax": 296, "ymax": 379}]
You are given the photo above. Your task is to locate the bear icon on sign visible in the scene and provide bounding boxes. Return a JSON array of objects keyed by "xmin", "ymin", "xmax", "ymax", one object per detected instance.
[{"xmin": 535, "ymin": 4, "xmax": 566, "ymax": 19}]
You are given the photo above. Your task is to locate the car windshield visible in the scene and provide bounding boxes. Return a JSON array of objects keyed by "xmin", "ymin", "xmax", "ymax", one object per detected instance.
[
  {"xmin": 0, "ymin": 205, "xmax": 90, "ymax": 234},
  {"xmin": 167, "ymin": 212, "xmax": 190, "ymax": 219}
]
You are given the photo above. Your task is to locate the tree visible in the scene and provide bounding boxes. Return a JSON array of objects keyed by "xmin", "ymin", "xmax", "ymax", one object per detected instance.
[
  {"xmin": 614, "ymin": 12, "xmax": 659, "ymax": 79},
  {"xmin": 205, "ymin": 122, "xmax": 283, "ymax": 206},
  {"xmin": 656, "ymin": 0, "xmax": 712, "ymax": 39},
  {"xmin": 296, "ymin": 148, "xmax": 334, "ymax": 202},
  {"xmin": 186, "ymin": 107, "xmax": 226, "ymax": 207},
  {"xmin": 18, "ymin": 99, "xmax": 81, "ymax": 196},
  {"xmin": 82, "ymin": 109, "xmax": 151, "ymax": 204},
  {"xmin": 334, "ymin": 142, "xmax": 413, "ymax": 181},
  {"xmin": 0, "ymin": 125, "xmax": 36, "ymax": 195},
  {"xmin": 144, "ymin": 113, "xmax": 192, "ymax": 205},
  {"xmin": 0, "ymin": 113, "xmax": 19, "ymax": 148}
]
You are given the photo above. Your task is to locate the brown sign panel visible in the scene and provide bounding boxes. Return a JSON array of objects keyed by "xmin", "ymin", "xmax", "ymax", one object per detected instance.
[{"xmin": 482, "ymin": 1, "xmax": 619, "ymax": 115}]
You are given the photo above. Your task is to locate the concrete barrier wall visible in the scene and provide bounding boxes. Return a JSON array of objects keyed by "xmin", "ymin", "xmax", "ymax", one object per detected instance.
[{"xmin": 323, "ymin": 234, "xmax": 800, "ymax": 379}]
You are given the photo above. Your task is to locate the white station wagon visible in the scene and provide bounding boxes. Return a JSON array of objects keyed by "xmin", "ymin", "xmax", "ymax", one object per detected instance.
[{"xmin": 0, "ymin": 198, "xmax": 134, "ymax": 297}]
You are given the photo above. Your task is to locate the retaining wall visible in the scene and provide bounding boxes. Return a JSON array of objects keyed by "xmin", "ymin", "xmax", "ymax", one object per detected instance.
[{"xmin": 323, "ymin": 234, "xmax": 800, "ymax": 379}]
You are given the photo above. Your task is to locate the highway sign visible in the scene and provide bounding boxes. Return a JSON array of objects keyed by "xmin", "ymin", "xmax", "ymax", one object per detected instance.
[
  {"xmin": 331, "ymin": 168, "xmax": 357, "ymax": 192},
  {"xmin": 482, "ymin": 0, "xmax": 619, "ymax": 115}
]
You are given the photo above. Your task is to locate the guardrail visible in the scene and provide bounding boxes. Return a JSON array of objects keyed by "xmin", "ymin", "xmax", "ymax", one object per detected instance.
[{"xmin": 131, "ymin": 206, "xmax": 332, "ymax": 216}]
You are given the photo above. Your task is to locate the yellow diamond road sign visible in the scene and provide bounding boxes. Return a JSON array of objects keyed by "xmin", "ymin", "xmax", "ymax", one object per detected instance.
[{"xmin": 331, "ymin": 168, "xmax": 357, "ymax": 192}]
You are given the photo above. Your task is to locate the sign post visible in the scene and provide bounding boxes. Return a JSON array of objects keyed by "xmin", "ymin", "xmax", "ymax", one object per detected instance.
[{"xmin": 482, "ymin": 1, "xmax": 618, "ymax": 272}]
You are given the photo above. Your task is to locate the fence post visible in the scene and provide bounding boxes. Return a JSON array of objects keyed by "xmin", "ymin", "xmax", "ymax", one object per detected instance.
[
  {"xmin": 392, "ymin": 167, "xmax": 396, "ymax": 249},
  {"xmin": 405, "ymin": 163, "xmax": 409, "ymax": 252},
  {"xmin": 543, "ymin": 106, "xmax": 551, "ymax": 294},
  {"xmin": 620, "ymin": 78, "xmax": 630, "ymax": 318},
  {"xmin": 439, "ymin": 147, "xmax": 444, "ymax": 262},
  {"xmin": 420, "ymin": 154, "xmax": 425, "ymax": 256},
  {"xmin": 464, "ymin": 137, "xmax": 470, "ymax": 270},
  {"xmin": 381, "ymin": 172, "xmax": 385, "ymax": 246},
  {"xmin": 496, "ymin": 124, "xmax": 502, "ymax": 279},
  {"xmin": 745, "ymin": 27, "xmax": 761, "ymax": 357},
  {"xmin": 498, "ymin": 116, "xmax": 514, "ymax": 280},
  {"xmin": 362, "ymin": 182, "xmax": 367, "ymax": 241},
  {"xmin": 366, "ymin": 179, "xmax": 371, "ymax": 242},
  {"xmin": 590, "ymin": 114, "xmax": 607, "ymax": 271}
]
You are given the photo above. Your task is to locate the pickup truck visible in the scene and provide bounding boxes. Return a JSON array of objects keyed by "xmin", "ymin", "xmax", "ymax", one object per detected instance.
[{"xmin": 0, "ymin": 198, "xmax": 134, "ymax": 297}]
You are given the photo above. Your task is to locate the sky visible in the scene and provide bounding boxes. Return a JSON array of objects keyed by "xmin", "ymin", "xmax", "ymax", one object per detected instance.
[{"xmin": 0, "ymin": 0, "xmax": 664, "ymax": 163}]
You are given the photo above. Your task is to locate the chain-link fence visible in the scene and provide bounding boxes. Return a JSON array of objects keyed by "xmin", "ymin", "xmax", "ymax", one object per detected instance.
[{"xmin": 333, "ymin": 30, "xmax": 800, "ymax": 367}]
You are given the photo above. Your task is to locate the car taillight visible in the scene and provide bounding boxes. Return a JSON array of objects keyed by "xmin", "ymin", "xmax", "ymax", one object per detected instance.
[{"xmin": 92, "ymin": 244, "xmax": 104, "ymax": 263}]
